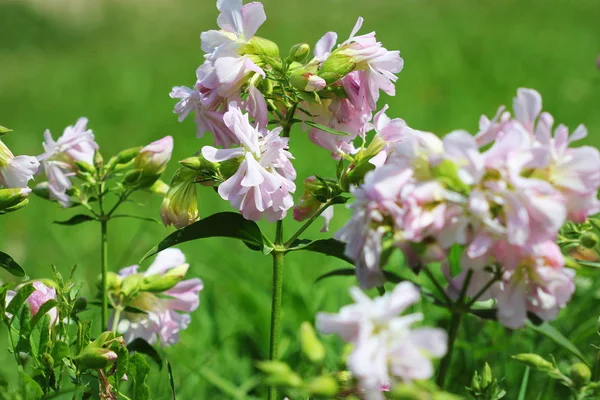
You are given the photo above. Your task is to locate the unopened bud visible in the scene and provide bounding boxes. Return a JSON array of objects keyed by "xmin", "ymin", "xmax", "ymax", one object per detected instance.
[
  {"xmin": 245, "ymin": 36, "xmax": 280, "ymax": 59},
  {"xmin": 0, "ymin": 188, "xmax": 31, "ymax": 212},
  {"xmin": 134, "ymin": 136, "xmax": 173, "ymax": 178},
  {"xmin": 470, "ymin": 371, "xmax": 481, "ymax": 392},
  {"xmin": 140, "ymin": 263, "xmax": 190, "ymax": 292},
  {"xmin": 256, "ymin": 361, "xmax": 302, "ymax": 388},
  {"xmin": 94, "ymin": 151, "xmax": 103, "ymax": 169},
  {"xmin": 570, "ymin": 363, "xmax": 591, "ymax": 387},
  {"xmin": 290, "ymin": 69, "xmax": 326, "ymax": 92},
  {"xmin": 149, "ymin": 179, "xmax": 169, "ymax": 196},
  {"xmin": 319, "ymin": 51, "xmax": 356, "ymax": 83},
  {"xmin": 482, "ymin": 363, "xmax": 493, "ymax": 387},
  {"xmin": 287, "ymin": 43, "xmax": 310, "ymax": 63},
  {"xmin": 114, "ymin": 147, "xmax": 142, "ymax": 165},
  {"xmin": 512, "ymin": 353, "xmax": 554, "ymax": 372},
  {"xmin": 75, "ymin": 348, "xmax": 118, "ymax": 371},
  {"xmin": 75, "ymin": 161, "xmax": 96, "ymax": 175},
  {"xmin": 32, "ymin": 182, "xmax": 51, "ymax": 200},
  {"xmin": 41, "ymin": 353, "xmax": 54, "ymax": 369},
  {"xmin": 120, "ymin": 274, "xmax": 143, "ymax": 298},
  {"xmin": 179, "ymin": 156, "xmax": 220, "ymax": 181},
  {"xmin": 73, "ymin": 296, "xmax": 88, "ymax": 313},
  {"xmin": 336, "ymin": 371, "xmax": 353, "ymax": 389},
  {"xmin": 580, "ymin": 232, "xmax": 599, "ymax": 249},
  {"xmin": 160, "ymin": 168, "xmax": 199, "ymax": 229},
  {"xmin": 306, "ymin": 375, "xmax": 338, "ymax": 397},
  {"xmin": 300, "ymin": 322, "xmax": 325, "ymax": 363}
]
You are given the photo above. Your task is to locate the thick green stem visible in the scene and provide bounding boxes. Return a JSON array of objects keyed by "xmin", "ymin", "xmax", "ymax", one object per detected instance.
[
  {"xmin": 268, "ymin": 220, "xmax": 285, "ymax": 400},
  {"xmin": 111, "ymin": 307, "xmax": 121, "ymax": 335},
  {"xmin": 100, "ymin": 219, "xmax": 109, "ymax": 332},
  {"xmin": 436, "ymin": 310, "xmax": 463, "ymax": 387}
]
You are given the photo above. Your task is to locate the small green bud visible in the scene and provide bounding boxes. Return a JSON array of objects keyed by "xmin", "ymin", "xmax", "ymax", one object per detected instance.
[
  {"xmin": 90, "ymin": 331, "xmax": 115, "ymax": 348},
  {"xmin": 580, "ymin": 231, "xmax": 599, "ymax": 249},
  {"xmin": 120, "ymin": 274, "xmax": 144, "ymax": 298},
  {"xmin": 32, "ymin": 182, "xmax": 51, "ymax": 200},
  {"xmin": 161, "ymin": 167, "xmax": 200, "ymax": 228},
  {"xmin": 336, "ymin": 370, "xmax": 353, "ymax": 389},
  {"xmin": 256, "ymin": 361, "xmax": 302, "ymax": 388},
  {"xmin": 41, "ymin": 353, "xmax": 54, "ymax": 369},
  {"xmin": 570, "ymin": 363, "xmax": 591, "ymax": 387},
  {"xmin": 287, "ymin": 43, "xmax": 311, "ymax": 63},
  {"xmin": 75, "ymin": 161, "xmax": 96, "ymax": 175},
  {"xmin": 140, "ymin": 263, "xmax": 190, "ymax": 292},
  {"xmin": 512, "ymin": 353, "xmax": 554, "ymax": 372},
  {"xmin": 470, "ymin": 371, "xmax": 481, "ymax": 392},
  {"xmin": 290, "ymin": 68, "xmax": 326, "ymax": 92},
  {"xmin": 94, "ymin": 151, "xmax": 103, "ymax": 170},
  {"xmin": 0, "ymin": 188, "xmax": 31, "ymax": 212},
  {"xmin": 246, "ymin": 36, "xmax": 280, "ymax": 59},
  {"xmin": 179, "ymin": 156, "xmax": 220, "ymax": 181},
  {"xmin": 73, "ymin": 297, "xmax": 88, "ymax": 313},
  {"xmin": 318, "ymin": 71, "xmax": 345, "ymax": 85},
  {"xmin": 114, "ymin": 147, "xmax": 142, "ymax": 165},
  {"xmin": 123, "ymin": 169, "xmax": 142, "ymax": 185},
  {"xmin": 482, "ymin": 362, "xmax": 493, "ymax": 387},
  {"xmin": 300, "ymin": 321, "xmax": 325, "ymax": 363},
  {"xmin": 148, "ymin": 179, "xmax": 169, "ymax": 196},
  {"xmin": 306, "ymin": 375, "xmax": 338, "ymax": 397},
  {"xmin": 319, "ymin": 51, "xmax": 356, "ymax": 83},
  {"xmin": 75, "ymin": 348, "xmax": 118, "ymax": 371},
  {"xmin": 389, "ymin": 384, "xmax": 425, "ymax": 400}
]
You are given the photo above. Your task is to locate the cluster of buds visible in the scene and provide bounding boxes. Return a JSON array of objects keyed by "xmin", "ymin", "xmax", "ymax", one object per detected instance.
[
  {"xmin": 0, "ymin": 126, "xmax": 39, "ymax": 213},
  {"xmin": 33, "ymin": 117, "xmax": 173, "ymax": 208},
  {"xmin": 337, "ymin": 88, "xmax": 600, "ymax": 328},
  {"xmin": 106, "ymin": 249, "xmax": 203, "ymax": 346}
]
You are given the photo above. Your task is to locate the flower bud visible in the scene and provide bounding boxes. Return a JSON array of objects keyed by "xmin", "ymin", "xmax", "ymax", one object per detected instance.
[
  {"xmin": 257, "ymin": 361, "xmax": 302, "ymax": 388},
  {"xmin": 481, "ymin": 363, "xmax": 493, "ymax": 387},
  {"xmin": 319, "ymin": 52, "xmax": 356, "ymax": 83},
  {"xmin": 580, "ymin": 232, "xmax": 599, "ymax": 249},
  {"xmin": 290, "ymin": 69, "xmax": 326, "ymax": 92},
  {"xmin": 160, "ymin": 168, "xmax": 199, "ymax": 229},
  {"xmin": 179, "ymin": 156, "xmax": 220, "ymax": 183},
  {"xmin": 75, "ymin": 348, "xmax": 118, "ymax": 371},
  {"xmin": 0, "ymin": 188, "xmax": 31, "ymax": 212},
  {"xmin": 570, "ymin": 363, "xmax": 591, "ymax": 387},
  {"xmin": 134, "ymin": 136, "xmax": 173, "ymax": 177},
  {"xmin": 306, "ymin": 375, "xmax": 338, "ymax": 397},
  {"xmin": 287, "ymin": 43, "xmax": 310, "ymax": 63},
  {"xmin": 511, "ymin": 353, "xmax": 554, "ymax": 372},
  {"xmin": 140, "ymin": 263, "xmax": 190, "ymax": 292},
  {"xmin": 73, "ymin": 296, "xmax": 88, "ymax": 313},
  {"xmin": 41, "ymin": 352, "xmax": 54, "ymax": 370},
  {"xmin": 120, "ymin": 274, "xmax": 143, "ymax": 298},
  {"xmin": 112, "ymin": 147, "xmax": 142, "ymax": 166},
  {"xmin": 300, "ymin": 322, "xmax": 325, "ymax": 363},
  {"xmin": 75, "ymin": 161, "xmax": 96, "ymax": 175},
  {"xmin": 149, "ymin": 179, "xmax": 169, "ymax": 196},
  {"xmin": 94, "ymin": 151, "xmax": 103, "ymax": 170},
  {"xmin": 245, "ymin": 36, "xmax": 280, "ymax": 59},
  {"xmin": 32, "ymin": 182, "xmax": 50, "ymax": 200}
]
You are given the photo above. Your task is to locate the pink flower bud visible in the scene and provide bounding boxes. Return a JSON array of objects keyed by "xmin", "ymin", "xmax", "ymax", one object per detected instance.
[
  {"xmin": 135, "ymin": 136, "xmax": 174, "ymax": 176},
  {"xmin": 5, "ymin": 281, "xmax": 58, "ymax": 327}
]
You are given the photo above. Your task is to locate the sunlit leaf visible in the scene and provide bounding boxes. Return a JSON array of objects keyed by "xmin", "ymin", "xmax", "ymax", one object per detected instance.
[
  {"xmin": 287, "ymin": 238, "xmax": 353, "ymax": 264},
  {"xmin": 142, "ymin": 212, "xmax": 267, "ymax": 262},
  {"xmin": 112, "ymin": 214, "xmax": 160, "ymax": 224},
  {"xmin": 0, "ymin": 251, "xmax": 26, "ymax": 277},
  {"xmin": 527, "ymin": 322, "xmax": 589, "ymax": 366},
  {"xmin": 303, "ymin": 121, "xmax": 350, "ymax": 136}
]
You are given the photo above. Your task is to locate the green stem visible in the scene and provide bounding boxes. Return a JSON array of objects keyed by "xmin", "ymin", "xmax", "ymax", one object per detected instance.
[
  {"xmin": 268, "ymin": 220, "xmax": 285, "ymax": 400},
  {"xmin": 100, "ymin": 219, "xmax": 109, "ymax": 332},
  {"xmin": 284, "ymin": 200, "xmax": 333, "ymax": 248},
  {"xmin": 422, "ymin": 265, "xmax": 452, "ymax": 306},
  {"xmin": 111, "ymin": 307, "xmax": 122, "ymax": 334},
  {"xmin": 436, "ymin": 270, "xmax": 472, "ymax": 388}
]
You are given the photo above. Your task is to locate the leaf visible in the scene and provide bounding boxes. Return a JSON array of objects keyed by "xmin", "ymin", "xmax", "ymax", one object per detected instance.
[
  {"xmin": 51, "ymin": 340, "xmax": 70, "ymax": 363},
  {"xmin": 517, "ymin": 367, "xmax": 530, "ymax": 400},
  {"xmin": 53, "ymin": 214, "xmax": 96, "ymax": 226},
  {"xmin": 30, "ymin": 299, "xmax": 58, "ymax": 328},
  {"xmin": 37, "ymin": 315, "xmax": 51, "ymax": 355},
  {"xmin": 7, "ymin": 283, "xmax": 35, "ymax": 316},
  {"xmin": 167, "ymin": 360, "xmax": 176, "ymax": 400},
  {"xmin": 19, "ymin": 368, "xmax": 43, "ymax": 400},
  {"xmin": 112, "ymin": 214, "xmax": 160, "ymax": 224},
  {"xmin": 303, "ymin": 120, "xmax": 350, "ymax": 136},
  {"xmin": 287, "ymin": 238, "xmax": 353, "ymax": 264},
  {"xmin": 110, "ymin": 340, "xmax": 129, "ymax": 384},
  {"xmin": 129, "ymin": 352, "xmax": 151, "ymax": 400},
  {"xmin": 527, "ymin": 322, "xmax": 589, "ymax": 366},
  {"xmin": 128, "ymin": 338, "xmax": 162, "ymax": 367},
  {"xmin": 0, "ymin": 251, "xmax": 26, "ymax": 277},
  {"xmin": 76, "ymin": 321, "xmax": 92, "ymax": 355},
  {"xmin": 573, "ymin": 259, "xmax": 600, "ymax": 269},
  {"xmin": 141, "ymin": 212, "xmax": 266, "ymax": 262},
  {"xmin": 16, "ymin": 305, "xmax": 32, "ymax": 355},
  {"xmin": 315, "ymin": 268, "xmax": 355, "ymax": 283}
]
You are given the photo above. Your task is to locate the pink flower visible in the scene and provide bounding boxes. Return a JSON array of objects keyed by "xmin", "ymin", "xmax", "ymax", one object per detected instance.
[
  {"xmin": 135, "ymin": 136, "xmax": 173, "ymax": 175},
  {"xmin": 0, "ymin": 140, "xmax": 39, "ymax": 189},
  {"xmin": 336, "ymin": 165, "xmax": 410, "ymax": 289},
  {"xmin": 367, "ymin": 105, "xmax": 411, "ymax": 167},
  {"xmin": 113, "ymin": 249, "xmax": 203, "ymax": 346},
  {"xmin": 317, "ymin": 283, "xmax": 446, "ymax": 398},
  {"xmin": 6, "ymin": 282, "xmax": 58, "ymax": 327},
  {"xmin": 37, "ymin": 118, "xmax": 99, "ymax": 207},
  {"xmin": 202, "ymin": 102, "xmax": 296, "ymax": 221},
  {"xmin": 244, "ymin": 85, "xmax": 268, "ymax": 128}
]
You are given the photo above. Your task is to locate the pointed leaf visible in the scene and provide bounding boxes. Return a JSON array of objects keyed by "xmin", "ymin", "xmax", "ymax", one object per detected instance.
[
  {"xmin": 0, "ymin": 126, "xmax": 12, "ymax": 136},
  {"xmin": 53, "ymin": 214, "xmax": 96, "ymax": 226},
  {"xmin": 303, "ymin": 121, "xmax": 350, "ymax": 136},
  {"xmin": 37, "ymin": 315, "xmax": 51, "ymax": 355},
  {"xmin": 141, "ymin": 212, "xmax": 266, "ymax": 262},
  {"xmin": 30, "ymin": 299, "xmax": 58, "ymax": 328},
  {"xmin": 7, "ymin": 283, "xmax": 35, "ymax": 316},
  {"xmin": 129, "ymin": 352, "xmax": 151, "ymax": 400},
  {"xmin": 112, "ymin": 215, "xmax": 160, "ymax": 224},
  {"xmin": 287, "ymin": 238, "xmax": 353, "ymax": 264},
  {"xmin": 167, "ymin": 360, "xmax": 176, "ymax": 400},
  {"xmin": 51, "ymin": 340, "xmax": 70, "ymax": 363},
  {"xmin": 315, "ymin": 268, "xmax": 355, "ymax": 283},
  {"xmin": 0, "ymin": 251, "xmax": 26, "ymax": 277},
  {"xmin": 128, "ymin": 338, "xmax": 162, "ymax": 367},
  {"xmin": 527, "ymin": 322, "xmax": 589, "ymax": 366}
]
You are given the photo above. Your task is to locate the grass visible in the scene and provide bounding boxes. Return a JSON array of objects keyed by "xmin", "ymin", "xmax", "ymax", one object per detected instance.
[{"xmin": 1, "ymin": 0, "xmax": 600, "ymax": 398}]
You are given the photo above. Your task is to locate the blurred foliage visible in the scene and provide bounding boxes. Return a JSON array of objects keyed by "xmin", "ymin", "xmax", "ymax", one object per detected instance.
[{"xmin": 0, "ymin": 0, "xmax": 599, "ymax": 398}]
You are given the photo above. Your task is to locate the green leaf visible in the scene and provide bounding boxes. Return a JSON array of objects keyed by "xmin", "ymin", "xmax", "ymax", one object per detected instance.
[
  {"xmin": 112, "ymin": 214, "xmax": 160, "ymax": 224},
  {"xmin": 53, "ymin": 214, "xmax": 96, "ymax": 225},
  {"xmin": 30, "ymin": 299, "xmax": 58, "ymax": 328},
  {"xmin": 287, "ymin": 238, "xmax": 353, "ymax": 264},
  {"xmin": 128, "ymin": 338, "xmax": 162, "ymax": 367},
  {"xmin": 141, "ymin": 212, "xmax": 266, "ymax": 262},
  {"xmin": 129, "ymin": 352, "xmax": 151, "ymax": 400},
  {"xmin": 37, "ymin": 315, "xmax": 51, "ymax": 355},
  {"xmin": 110, "ymin": 340, "xmax": 129, "ymax": 384},
  {"xmin": 51, "ymin": 340, "xmax": 70, "ymax": 363},
  {"xmin": 7, "ymin": 283, "xmax": 35, "ymax": 316},
  {"xmin": 75, "ymin": 321, "xmax": 92, "ymax": 355},
  {"xmin": 303, "ymin": 120, "xmax": 350, "ymax": 136},
  {"xmin": 19, "ymin": 368, "xmax": 44, "ymax": 400},
  {"xmin": 167, "ymin": 360, "xmax": 176, "ymax": 400},
  {"xmin": 17, "ymin": 305, "xmax": 32, "ymax": 355},
  {"xmin": 0, "ymin": 251, "xmax": 26, "ymax": 277},
  {"xmin": 573, "ymin": 259, "xmax": 600, "ymax": 269},
  {"xmin": 527, "ymin": 322, "xmax": 589, "ymax": 366},
  {"xmin": 517, "ymin": 367, "xmax": 530, "ymax": 400},
  {"xmin": 315, "ymin": 268, "xmax": 355, "ymax": 283}
]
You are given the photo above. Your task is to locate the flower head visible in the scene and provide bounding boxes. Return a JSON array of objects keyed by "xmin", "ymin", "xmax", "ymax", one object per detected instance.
[
  {"xmin": 112, "ymin": 249, "xmax": 203, "ymax": 346},
  {"xmin": 202, "ymin": 102, "xmax": 296, "ymax": 221},
  {"xmin": 317, "ymin": 283, "xmax": 446, "ymax": 398},
  {"xmin": 160, "ymin": 167, "xmax": 200, "ymax": 229},
  {"xmin": 135, "ymin": 136, "xmax": 174, "ymax": 176}
]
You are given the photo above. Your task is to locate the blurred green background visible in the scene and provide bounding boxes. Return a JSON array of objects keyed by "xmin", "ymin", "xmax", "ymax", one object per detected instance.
[{"xmin": 1, "ymin": 0, "xmax": 600, "ymax": 398}]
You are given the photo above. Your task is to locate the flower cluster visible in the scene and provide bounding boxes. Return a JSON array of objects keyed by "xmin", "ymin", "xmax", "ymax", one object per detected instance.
[
  {"xmin": 37, "ymin": 117, "xmax": 99, "ymax": 207},
  {"xmin": 317, "ymin": 282, "xmax": 447, "ymax": 399},
  {"xmin": 110, "ymin": 249, "xmax": 203, "ymax": 346},
  {"xmin": 337, "ymin": 88, "xmax": 598, "ymax": 328}
]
